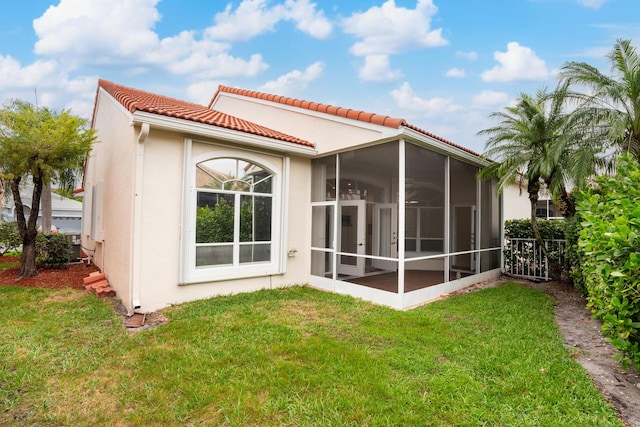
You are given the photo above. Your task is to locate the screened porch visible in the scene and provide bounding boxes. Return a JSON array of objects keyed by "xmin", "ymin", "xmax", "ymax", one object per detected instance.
[{"xmin": 309, "ymin": 139, "xmax": 502, "ymax": 309}]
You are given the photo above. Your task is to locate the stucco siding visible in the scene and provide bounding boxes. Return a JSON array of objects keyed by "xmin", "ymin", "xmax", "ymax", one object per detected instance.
[
  {"xmin": 136, "ymin": 128, "xmax": 184, "ymax": 311},
  {"xmin": 134, "ymin": 138, "xmax": 312, "ymax": 312},
  {"xmin": 212, "ymin": 95, "xmax": 393, "ymax": 154},
  {"xmin": 83, "ymin": 91, "xmax": 137, "ymax": 307},
  {"xmin": 503, "ymin": 183, "xmax": 531, "ymax": 220}
]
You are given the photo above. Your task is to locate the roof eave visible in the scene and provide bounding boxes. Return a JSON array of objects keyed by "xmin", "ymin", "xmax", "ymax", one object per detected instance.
[
  {"xmin": 400, "ymin": 127, "xmax": 490, "ymax": 167},
  {"xmin": 131, "ymin": 111, "xmax": 318, "ymax": 157}
]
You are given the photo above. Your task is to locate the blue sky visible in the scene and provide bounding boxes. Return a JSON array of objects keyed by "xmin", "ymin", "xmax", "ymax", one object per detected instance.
[{"xmin": 0, "ymin": 0, "xmax": 638, "ymax": 154}]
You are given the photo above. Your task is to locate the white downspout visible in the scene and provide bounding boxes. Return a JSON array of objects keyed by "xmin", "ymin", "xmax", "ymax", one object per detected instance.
[{"xmin": 131, "ymin": 122, "xmax": 149, "ymax": 312}]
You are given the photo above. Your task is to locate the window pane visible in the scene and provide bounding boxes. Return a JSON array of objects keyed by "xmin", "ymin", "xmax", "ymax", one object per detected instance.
[
  {"xmin": 254, "ymin": 197, "xmax": 272, "ymax": 241},
  {"xmin": 224, "ymin": 180, "xmax": 251, "ymax": 192},
  {"xmin": 240, "ymin": 243, "xmax": 271, "ymax": 263},
  {"xmin": 196, "ymin": 193, "xmax": 235, "ymax": 243},
  {"xmin": 196, "ymin": 245, "xmax": 232, "ymax": 266},
  {"xmin": 196, "ymin": 158, "xmax": 273, "ymax": 193},
  {"xmin": 194, "ymin": 156, "xmax": 276, "ymax": 271},
  {"xmin": 240, "ymin": 196, "xmax": 253, "ymax": 242},
  {"xmin": 240, "ymin": 195, "xmax": 272, "ymax": 242},
  {"xmin": 253, "ymin": 175, "xmax": 272, "ymax": 194},
  {"xmin": 405, "ymin": 239, "xmax": 417, "ymax": 252}
]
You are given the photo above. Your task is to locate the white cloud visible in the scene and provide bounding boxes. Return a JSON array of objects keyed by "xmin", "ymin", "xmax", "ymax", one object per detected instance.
[
  {"xmin": 481, "ymin": 42, "xmax": 549, "ymax": 82},
  {"xmin": 284, "ymin": 0, "xmax": 332, "ymax": 39},
  {"xmin": 456, "ymin": 50, "xmax": 478, "ymax": 60},
  {"xmin": 186, "ymin": 80, "xmax": 224, "ymax": 105},
  {"xmin": 471, "ymin": 90, "xmax": 510, "ymax": 108},
  {"xmin": 31, "ymin": 0, "xmax": 272, "ymax": 80},
  {"xmin": 260, "ymin": 61, "xmax": 324, "ymax": 94},
  {"xmin": 390, "ymin": 82, "xmax": 462, "ymax": 115},
  {"xmin": 342, "ymin": 0, "xmax": 445, "ymax": 84},
  {"xmin": 359, "ymin": 55, "xmax": 402, "ymax": 82},
  {"xmin": 205, "ymin": 0, "xmax": 285, "ymax": 41},
  {"xmin": 0, "ymin": 55, "xmax": 60, "ymax": 90},
  {"xmin": 34, "ymin": 0, "xmax": 161, "ymax": 61},
  {"xmin": 0, "ymin": 54, "xmax": 97, "ymax": 117},
  {"xmin": 576, "ymin": 0, "xmax": 608, "ymax": 9},
  {"xmin": 205, "ymin": 0, "xmax": 331, "ymax": 41},
  {"xmin": 445, "ymin": 68, "xmax": 466, "ymax": 78},
  {"xmin": 167, "ymin": 52, "xmax": 269, "ymax": 79},
  {"xmin": 342, "ymin": 0, "xmax": 447, "ymax": 56}
]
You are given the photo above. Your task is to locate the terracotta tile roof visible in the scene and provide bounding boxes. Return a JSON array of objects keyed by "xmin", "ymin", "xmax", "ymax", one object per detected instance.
[
  {"xmin": 96, "ymin": 79, "xmax": 314, "ymax": 148},
  {"xmin": 210, "ymin": 86, "xmax": 481, "ymax": 158}
]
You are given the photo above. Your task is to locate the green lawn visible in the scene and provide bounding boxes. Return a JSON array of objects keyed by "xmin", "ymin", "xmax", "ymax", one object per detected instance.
[{"xmin": 0, "ymin": 283, "xmax": 622, "ymax": 426}]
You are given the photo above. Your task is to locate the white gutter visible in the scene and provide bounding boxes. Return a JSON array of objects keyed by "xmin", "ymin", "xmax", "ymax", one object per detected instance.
[{"xmin": 131, "ymin": 111, "xmax": 318, "ymax": 158}]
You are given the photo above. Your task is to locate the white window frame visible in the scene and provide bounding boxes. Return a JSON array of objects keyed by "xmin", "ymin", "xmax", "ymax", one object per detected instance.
[{"xmin": 180, "ymin": 144, "xmax": 284, "ymax": 284}]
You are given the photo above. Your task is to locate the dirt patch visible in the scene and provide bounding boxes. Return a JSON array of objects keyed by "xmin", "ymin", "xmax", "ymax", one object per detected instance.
[{"xmin": 451, "ymin": 276, "xmax": 640, "ymax": 427}]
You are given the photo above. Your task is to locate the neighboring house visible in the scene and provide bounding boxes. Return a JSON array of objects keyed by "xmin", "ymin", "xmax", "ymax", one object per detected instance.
[
  {"xmin": 81, "ymin": 79, "xmax": 503, "ymax": 314},
  {"xmin": 2, "ymin": 185, "xmax": 83, "ymax": 233},
  {"xmin": 503, "ymin": 181, "xmax": 563, "ymax": 221}
]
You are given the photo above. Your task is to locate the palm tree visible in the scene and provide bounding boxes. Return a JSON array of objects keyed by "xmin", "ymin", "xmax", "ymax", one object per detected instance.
[
  {"xmin": 561, "ymin": 39, "xmax": 640, "ymax": 161},
  {"xmin": 478, "ymin": 82, "xmax": 603, "ymax": 258}
]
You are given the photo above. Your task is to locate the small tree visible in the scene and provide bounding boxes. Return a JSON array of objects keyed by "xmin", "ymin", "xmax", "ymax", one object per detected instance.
[{"xmin": 0, "ymin": 100, "xmax": 96, "ymax": 278}]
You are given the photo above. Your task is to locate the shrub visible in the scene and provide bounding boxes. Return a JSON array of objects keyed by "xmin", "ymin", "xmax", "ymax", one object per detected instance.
[
  {"xmin": 196, "ymin": 199, "xmax": 234, "ymax": 243},
  {"xmin": 504, "ymin": 218, "xmax": 567, "ymax": 240},
  {"xmin": 196, "ymin": 198, "xmax": 261, "ymax": 244},
  {"xmin": 0, "ymin": 221, "xmax": 21, "ymax": 256},
  {"xmin": 565, "ymin": 203, "xmax": 587, "ymax": 295},
  {"xmin": 576, "ymin": 155, "xmax": 640, "ymax": 369},
  {"xmin": 36, "ymin": 233, "xmax": 71, "ymax": 268}
]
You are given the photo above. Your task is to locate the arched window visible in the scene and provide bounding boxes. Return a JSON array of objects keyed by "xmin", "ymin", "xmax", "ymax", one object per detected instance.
[{"xmin": 194, "ymin": 158, "xmax": 275, "ymax": 268}]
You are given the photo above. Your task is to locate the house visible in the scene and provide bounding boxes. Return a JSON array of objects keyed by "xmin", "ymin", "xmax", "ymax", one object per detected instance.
[
  {"xmin": 2, "ymin": 185, "xmax": 83, "ymax": 233},
  {"xmin": 503, "ymin": 181, "xmax": 563, "ymax": 221},
  {"xmin": 81, "ymin": 79, "xmax": 502, "ymax": 314}
]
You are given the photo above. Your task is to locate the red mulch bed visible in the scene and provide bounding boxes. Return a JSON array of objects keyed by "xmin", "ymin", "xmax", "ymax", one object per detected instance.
[{"xmin": 0, "ymin": 256, "xmax": 100, "ymax": 289}]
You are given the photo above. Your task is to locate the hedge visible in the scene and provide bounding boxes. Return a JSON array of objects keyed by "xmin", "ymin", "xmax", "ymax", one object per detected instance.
[{"xmin": 575, "ymin": 155, "xmax": 640, "ymax": 370}]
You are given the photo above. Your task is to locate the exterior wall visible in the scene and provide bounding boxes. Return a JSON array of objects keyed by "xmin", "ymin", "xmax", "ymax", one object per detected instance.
[
  {"xmin": 212, "ymin": 95, "xmax": 394, "ymax": 154},
  {"xmin": 82, "ymin": 93, "xmax": 137, "ymax": 308},
  {"xmin": 503, "ymin": 182, "xmax": 531, "ymax": 220},
  {"xmin": 134, "ymin": 128, "xmax": 184, "ymax": 311},
  {"xmin": 135, "ymin": 137, "xmax": 312, "ymax": 312}
]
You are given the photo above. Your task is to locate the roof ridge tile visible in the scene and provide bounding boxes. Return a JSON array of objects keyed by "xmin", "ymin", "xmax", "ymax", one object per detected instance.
[{"xmin": 207, "ymin": 84, "xmax": 482, "ymax": 158}]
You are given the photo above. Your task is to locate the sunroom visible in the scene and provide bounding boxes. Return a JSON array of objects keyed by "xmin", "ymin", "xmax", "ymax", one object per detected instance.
[{"xmin": 309, "ymin": 138, "xmax": 502, "ymax": 309}]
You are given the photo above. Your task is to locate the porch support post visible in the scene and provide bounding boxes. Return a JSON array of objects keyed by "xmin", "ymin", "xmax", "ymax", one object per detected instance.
[
  {"xmin": 444, "ymin": 156, "xmax": 450, "ymax": 278},
  {"xmin": 398, "ymin": 139, "xmax": 406, "ymax": 305},
  {"xmin": 332, "ymin": 153, "xmax": 340, "ymax": 290},
  {"xmin": 475, "ymin": 169, "xmax": 481, "ymax": 273}
]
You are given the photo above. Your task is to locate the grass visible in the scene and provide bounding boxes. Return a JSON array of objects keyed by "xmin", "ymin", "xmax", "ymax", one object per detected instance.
[
  {"xmin": 0, "ymin": 261, "xmax": 19, "ymax": 271},
  {"xmin": 0, "ymin": 283, "xmax": 623, "ymax": 426}
]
